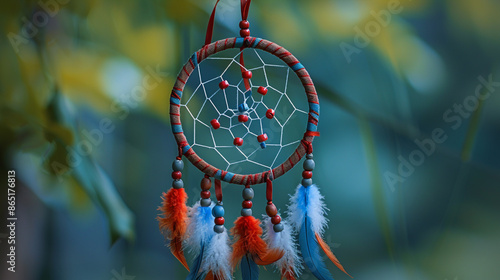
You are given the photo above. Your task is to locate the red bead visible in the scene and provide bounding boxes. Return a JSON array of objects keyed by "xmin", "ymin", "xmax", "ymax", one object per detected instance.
[
  {"xmin": 210, "ymin": 119, "xmax": 220, "ymax": 129},
  {"xmin": 215, "ymin": 217, "xmax": 225, "ymax": 225},
  {"xmin": 266, "ymin": 203, "xmax": 278, "ymax": 217},
  {"xmin": 172, "ymin": 171, "xmax": 182, "ymax": 179},
  {"xmin": 266, "ymin": 109, "xmax": 275, "ymax": 119},
  {"xmin": 239, "ymin": 20, "xmax": 250, "ymax": 29},
  {"xmin": 302, "ymin": 171, "xmax": 313, "ymax": 179},
  {"xmin": 238, "ymin": 114, "xmax": 249, "ymax": 123},
  {"xmin": 242, "ymin": 200, "xmax": 253, "ymax": 209},
  {"xmin": 242, "ymin": 71, "xmax": 252, "ymax": 79},
  {"xmin": 257, "ymin": 86, "xmax": 268, "ymax": 95},
  {"xmin": 201, "ymin": 190, "xmax": 211, "ymax": 199},
  {"xmin": 234, "ymin": 137, "xmax": 243, "ymax": 146},
  {"xmin": 257, "ymin": 134, "xmax": 268, "ymax": 143},
  {"xmin": 219, "ymin": 80, "xmax": 229, "ymax": 89},
  {"xmin": 201, "ymin": 177, "xmax": 211, "ymax": 190},
  {"xmin": 240, "ymin": 29, "xmax": 250, "ymax": 37},
  {"xmin": 271, "ymin": 215, "xmax": 282, "ymax": 225}
]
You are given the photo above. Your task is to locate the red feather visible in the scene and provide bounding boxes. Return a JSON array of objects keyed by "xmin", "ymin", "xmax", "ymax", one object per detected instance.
[
  {"xmin": 315, "ymin": 233, "xmax": 352, "ymax": 278},
  {"xmin": 157, "ymin": 188, "xmax": 189, "ymax": 271},
  {"xmin": 280, "ymin": 267, "xmax": 296, "ymax": 280},
  {"xmin": 205, "ymin": 270, "xmax": 224, "ymax": 280},
  {"xmin": 254, "ymin": 248, "xmax": 284, "ymax": 266},
  {"xmin": 230, "ymin": 216, "xmax": 283, "ymax": 268}
]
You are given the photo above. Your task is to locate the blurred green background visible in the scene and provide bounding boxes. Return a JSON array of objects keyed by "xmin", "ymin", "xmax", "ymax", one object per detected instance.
[{"xmin": 1, "ymin": 0, "xmax": 499, "ymax": 279}]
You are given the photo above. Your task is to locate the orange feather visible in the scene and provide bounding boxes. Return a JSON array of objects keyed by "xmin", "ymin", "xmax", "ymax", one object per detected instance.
[
  {"xmin": 205, "ymin": 271, "xmax": 214, "ymax": 280},
  {"xmin": 315, "ymin": 233, "xmax": 352, "ymax": 278},
  {"xmin": 205, "ymin": 270, "xmax": 224, "ymax": 280},
  {"xmin": 230, "ymin": 216, "xmax": 283, "ymax": 268},
  {"xmin": 157, "ymin": 188, "xmax": 189, "ymax": 271},
  {"xmin": 280, "ymin": 267, "xmax": 296, "ymax": 280},
  {"xmin": 253, "ymin": 248, "xmax": 284, "ymax": 266}
]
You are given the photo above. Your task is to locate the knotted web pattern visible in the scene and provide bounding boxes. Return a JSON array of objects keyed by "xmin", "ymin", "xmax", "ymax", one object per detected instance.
[{"xmin": 180, "ymin": 48, "xmax": 308, "ymax": 174}]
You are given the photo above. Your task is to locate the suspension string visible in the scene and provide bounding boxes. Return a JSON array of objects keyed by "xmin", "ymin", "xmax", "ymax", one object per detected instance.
[
  {"xmin": 215, "ymin": 178, "xmax": 223, "ymax": 203},
  {"xmin": 265, "ymin": 172, "xmax": 273, "ymax": 202},
  {"xmin": 241, "ymin": 0, "xmax": 252, "ymax": 20},
  {"xmin": 204, "ymin": 0, "xmax": 221, "ymax": 46},
  {"xmin": 239, "ymin": 0, "xmax": 253, "ymax": 91}
]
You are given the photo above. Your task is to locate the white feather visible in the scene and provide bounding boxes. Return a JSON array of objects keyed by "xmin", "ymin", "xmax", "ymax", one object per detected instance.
[
  {"xmin": 262, "ymin": 215, "xmax": 303, "ymax": 277},
  {"xmin": 286, "ymin": 184, "xmax": 329, "ymax": 235},
  {"xmin": 185, "ymin": 201, "xmax": 215, "ymax": 253},
  {"xmin": 201, "ymin": 230, "xmax": 232, "ymax": 280}
]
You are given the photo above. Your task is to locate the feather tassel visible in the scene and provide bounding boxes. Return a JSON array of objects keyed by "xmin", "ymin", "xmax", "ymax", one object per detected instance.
[
  {"xmin": 287, "ymin": 184, "xmax": 350, "ymax": 279},
  {"xmin": 201, "ymin": 230, "xmax": 232, "ymax": 280},
  {"xmin": 241, "ymin": 254, "xmax": 259, "ymax": 280},
  {"xmin": 262, "ymin": 215, "xmax": 303, "ymax": 280},
  {"xmin": 158, "ymin": 188, "xmax": 189, "ymax": 271},
  {"xmin": 185, "ymin": 202, "xmax": 215, "ymax": 280},
  {"xmin": 316, "ymin": 233, "xmax": 351, "ymax": 277},
  {"xmin": 231, "ymin": 216, "xmax": 284, "ymax": 278}
]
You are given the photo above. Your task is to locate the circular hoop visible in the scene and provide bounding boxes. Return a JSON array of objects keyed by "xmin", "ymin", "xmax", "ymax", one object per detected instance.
[{"xmin": 170, "ymin": 37, "xmax": 320, "ymax": 185}]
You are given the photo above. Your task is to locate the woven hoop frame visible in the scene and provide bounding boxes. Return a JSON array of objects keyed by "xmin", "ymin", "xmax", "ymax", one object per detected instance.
[{"xmin": 170, "ymin": 37, "xmax": 320, "ymax": 185}]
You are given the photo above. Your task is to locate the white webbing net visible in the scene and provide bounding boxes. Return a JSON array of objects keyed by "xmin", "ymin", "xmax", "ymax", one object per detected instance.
[{"xmin": 180, "ymin": 48, "xmax": 308, "ymax": 174}]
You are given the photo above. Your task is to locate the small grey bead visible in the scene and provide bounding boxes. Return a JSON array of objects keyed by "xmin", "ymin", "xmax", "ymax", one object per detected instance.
[
  {"xmin": 200, "ymin": 198, "xmax": 211, "ymax": 207},
  {"xmin": 242, "ymin": 188, "xmax": 254, "ymax": 200},
  {"xmin": 172, "ymin": 159, "xmax": 184, "ymax": 171},
  {"xmin": 273, "ymin": 223, "xmax": 284, "ymax": 232},
  {"xmin": 302, "ymin": 178, "xmax": 313, "ymax": 187},
  {"xmin": 213, "ymin": 225, "xmax": 225, "ymax": 234},
  {"xmin": 306, "ymin": 153, "xmax": 313, "ymax": 159},
  {"xmin": 172, "ymin": 179, "xmax": 184, "ymax": 189},
  {"xmin": 303, "ymin": 159, "xmax": 315, "ymax": 171},
  {"xmin": 241, "ymin": 208, "xmax": 252, "ymax": 217}
]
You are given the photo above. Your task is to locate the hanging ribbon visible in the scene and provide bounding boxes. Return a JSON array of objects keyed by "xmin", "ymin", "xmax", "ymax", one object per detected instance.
[
  {"xmin": 205, "ymin": 0, "xmax": 221, "ymax": 46},
  {"xmin": 215, "ymin": 178, "xmax": 223, "ymax": 203},
  {"xmin": 239, "ymin": 0, "xmax": 253, "ymax": 91},
  {"xmin": 241, "ymin": 0, "xmax": 252, "ymax": 20}
]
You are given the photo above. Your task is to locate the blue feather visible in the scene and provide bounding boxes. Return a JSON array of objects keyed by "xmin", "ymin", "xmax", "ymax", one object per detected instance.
[
  {"xmin": 185, "ymin": 204, "xmax": 215, "ymax": 280},
  {"xmin": 241, "ymin": 254, "xmax": 259, "ymax": 280},
  {"xmin": 299, "ymin": 216, "xmax": 335, "ymax": 280},
  {"xmin": 186, "ymin": 243, "xmax": 205, "ymax": 280}
]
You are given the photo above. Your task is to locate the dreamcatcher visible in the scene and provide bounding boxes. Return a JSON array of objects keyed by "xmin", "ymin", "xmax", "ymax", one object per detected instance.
[{"xmin": 158, "ymin": 1, "xmax": 350, "ymax": 279}]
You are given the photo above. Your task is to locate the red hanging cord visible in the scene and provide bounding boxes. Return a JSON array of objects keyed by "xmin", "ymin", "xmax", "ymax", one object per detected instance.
[
  {"xmin": 241, "ymin": 0, "xmax": 252, "ymax": 20},
  {"xmin": 265, "ymin": 172, "xmax": 273, "ymax": 202},
  {"xmin": 204, "ymin": 0, "xmax": 221, "ymax": 46},
  {"xmin": 239, "ymin": 0, "xmax": 253, "ymax": 91},
  {"xmin": 215, "ymin": 178, "xmax": 222, "ymax": 202}
]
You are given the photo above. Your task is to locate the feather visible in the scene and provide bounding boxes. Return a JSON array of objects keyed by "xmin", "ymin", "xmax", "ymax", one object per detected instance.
[
  {"xmin": 230, "ymin": 216, "xmax": 268, "ymax": 267},
  {"xmin": 185, "ymin": 202, "xmax": 215, "ymax": 280},
  {"xmin": 300, "ymin": 216, "xmax": 334, "ymax": 280},
  {"xmin": 316, "ymin": 233, "xmax": 352, "ymax": 278},
  {"xmin": 287, "ymin": 184, "xmax": 328, "ymax": 235},
  {"xmin": 186, "ymin": 243, "xmax": 209, "ymax": 280},
  {"xmin": 185, "ymin": 202, "xmax": 215, "ymax": 252},
  {"xmin": 157, "ymin": 188, "xmax": 189, "ymax": 271},
  {"xmin": 204, "ymin": 272, "xmax": 214, "ymax": 280},
  {"xmin": 201, "ymin": 230, "xmax": 232, "ymax": 280},
  {"xmin": 241, "ymin": 254, "xmax": 259, "ymax": 280},
  {"xmin": 231, "ymin": 216, "xmax": 283, "ymax": 279},
  {"xmin": 288, "ymin": 184, "xmax": 350, "ymax": 279},
  {"xmin": 262, "ymin": 215, "xmax": 303, "ymax": 279},
  {"xmin": 253, "ymin": 248, "xmax": 285, "ymax": 266}
]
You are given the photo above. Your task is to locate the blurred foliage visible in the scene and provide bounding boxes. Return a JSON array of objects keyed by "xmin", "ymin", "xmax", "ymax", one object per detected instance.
[{"xmin": 1, "ymin": 0, "xmax": 499, "ymax": 279}]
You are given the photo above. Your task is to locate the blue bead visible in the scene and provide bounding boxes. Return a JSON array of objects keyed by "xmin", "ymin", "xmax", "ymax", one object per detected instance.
[
  {"xmin": 238, "ymin": 103, "xmax": 249, "ymax": 112},
  {"xmin": 212, "ymin": 205, "xmax": 225, "ymax": 217},
  {"xmin": 273, "ymin": 223, "xmax": 284, "ymax": 232},
  {"xmin": 260, "ymin": 142, "xmax": 266, "ymax": 149}
]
